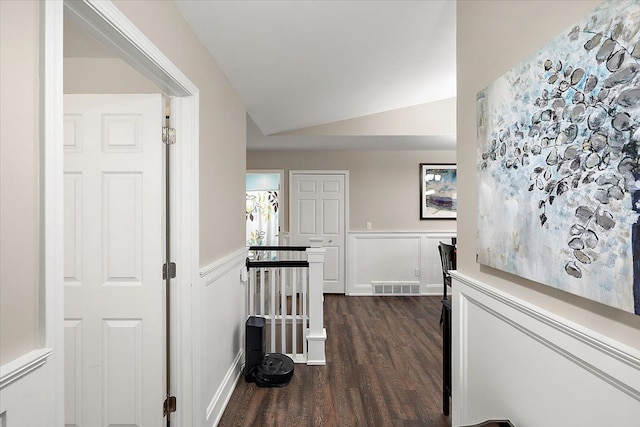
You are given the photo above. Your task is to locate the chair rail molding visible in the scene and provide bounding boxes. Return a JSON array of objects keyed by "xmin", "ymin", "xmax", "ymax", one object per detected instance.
[
  {"xmin": 0, "ymin": 348, "xmax": 53, "ymax": 426},
  {"xmin": 0, "ymin": 348, "xmax": 53, "ymax": 390},
  {"xmin": 200, "ymin": 247, "xmax": 248, "ymax": 284},
  {"xmin": 451, "ymin": 272, "xmax": 640, "ymax": 426},
  {"xmin": 347, "ymin": 230, "xmax": 456, "ymax": 296}
]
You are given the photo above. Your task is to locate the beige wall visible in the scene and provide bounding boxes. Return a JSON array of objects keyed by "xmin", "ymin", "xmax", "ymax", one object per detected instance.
[
  {"xmin": 278, "ymin": 97, "xmax": 456, "ymax": 136},
  {"xmin": 64, "ymin": 58, "xmax": 160, "ymax": 94},
  {"xmin": 457, "ymin": 0, "xmax": 640, "ymax": 348},
  {"xmin": 247, "ymin": 150, "xmax": 456, "ymax": 232},
  {"xmin": 0, "ymin": 0, "xmax": 41, "ymax": 364},
  {"xmin": 111, "ymin": 0, "xmax": 246, "ymax": 266}
]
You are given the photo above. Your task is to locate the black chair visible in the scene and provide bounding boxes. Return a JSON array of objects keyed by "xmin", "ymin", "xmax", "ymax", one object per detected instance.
[
  {"xmin": 438, "ymin": 241, "xmax": 456, "ymax": 416},
  {"xmin": 438, "ymin": 241, "xmax": 456, "ymax": 300}
]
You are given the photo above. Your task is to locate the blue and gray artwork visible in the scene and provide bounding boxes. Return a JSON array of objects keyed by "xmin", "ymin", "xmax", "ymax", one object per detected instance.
[
  {"xmin": 424, "ymin": 168, "xmax": 457, "ymax": 212},
  {"xmin": 477, "ymin": 0, "xmax": 640, "ymax": 315}
]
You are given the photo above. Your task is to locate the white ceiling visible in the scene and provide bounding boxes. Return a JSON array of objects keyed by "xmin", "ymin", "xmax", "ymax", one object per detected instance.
[{"xmin": 175, "ymin": 0, "xmax": 457, "ymax": 136}]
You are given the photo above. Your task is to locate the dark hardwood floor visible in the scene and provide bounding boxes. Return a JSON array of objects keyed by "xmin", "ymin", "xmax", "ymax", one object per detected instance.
[{"xmin": 219, "ymin": 295, "xmax": 450, "ymax": 427}]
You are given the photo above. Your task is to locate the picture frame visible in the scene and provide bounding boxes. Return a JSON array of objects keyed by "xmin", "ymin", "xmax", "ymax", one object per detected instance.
[{"xmin": 420, "ymin": 163, "xmax": 457, "ymax": 220}]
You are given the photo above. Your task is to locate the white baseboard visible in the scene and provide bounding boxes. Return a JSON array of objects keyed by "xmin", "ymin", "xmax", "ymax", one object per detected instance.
[
  {"xmin": 451, "ymin": 272, "xmax": 640, "ymax": 426},
  {"xmin": 349, "ymin": 282, "xmax": 374, "ymax": 296},
  {"xmin": 205, "ymin": 349, "xmax": 244, "ymax": 426},
  {"xmin": 422, "ymin": 283, "xmax": 444, "ymax": 296}
]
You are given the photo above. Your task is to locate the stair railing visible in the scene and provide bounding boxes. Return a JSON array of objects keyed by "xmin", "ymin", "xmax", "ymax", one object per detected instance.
[{"xmin": 246, "ymin": 239, "xmax": 326, "ymax": 365}]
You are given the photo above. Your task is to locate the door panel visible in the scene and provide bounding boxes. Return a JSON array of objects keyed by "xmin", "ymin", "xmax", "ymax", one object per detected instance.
[
  {"xmin": 64, "ymin": 174, "xmax": 82, "ymax": 285},
  {"xmin": 103, "ymin": 172, "xmax": 142, "ymax": 283},
  {"xmin": 322, "ymin": 180, "xmax": 340, "ymax": 193},
  {"xmin": 291, "ymin": 173, "xmax": 346, "ymax": 293},
  {"xmin": 103, "ymin": 319, "xmax": 142, "ymax": 426},
  {"xmin": 298, "ymin": 199, "xmax": 317, "ymax": 235},
  {"xmin": 322, "ymin": 199, "xmax": 340, "ymax": 235},
  {"xmin": 298, "ymin": 180, "xmax": 316, "ymax": 193},
  {"xmin": 64, "ymin": 319, "xmax": 82, "ymax": 427},
  {"xmin": 64, "ymin": 94, "xmax": 164, "ymax": 426},
  {"xmin": 323, "ymin": 246, "xmax": 340, "ymax": 282}
]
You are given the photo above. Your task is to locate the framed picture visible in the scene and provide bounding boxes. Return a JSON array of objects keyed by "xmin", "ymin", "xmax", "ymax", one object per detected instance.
[{"xmin": 420, "ymin": 163, "xmax": 457, "ymax": 220}]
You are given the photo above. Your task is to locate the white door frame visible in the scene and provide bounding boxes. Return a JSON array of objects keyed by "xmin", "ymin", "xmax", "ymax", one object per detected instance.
[
  {"xmin": 289, "ymin": 170, "xmax": 349, "ymax": 293},
  {"xmin": 42, "ymin": 1, "xmax": 199, "ymax": 425}
]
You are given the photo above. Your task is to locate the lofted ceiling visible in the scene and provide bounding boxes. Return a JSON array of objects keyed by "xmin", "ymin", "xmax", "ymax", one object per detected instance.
[
  {"xmin": 175, "ymin": 0, "xmax": 457, "ymax": 139},
  {"xmin": 64, "ymin": 1, "xmax": 457, "ymax": 150}
]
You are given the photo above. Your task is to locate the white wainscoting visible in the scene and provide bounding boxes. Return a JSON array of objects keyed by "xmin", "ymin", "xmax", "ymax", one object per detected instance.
[
  {"xmin": 0, "ymin": 349, "xmax": 54, "ymax": 426},
  {"xmin": 196, "ymin": 248, "xmax": 247, "ymax": 427},
  {"xmin": 347, "ymin": 231, "xmax": 456, "ymax": 296},
  {"xmin": 451, "ymin": 273, "xmax": 640, "ymax": 427}
]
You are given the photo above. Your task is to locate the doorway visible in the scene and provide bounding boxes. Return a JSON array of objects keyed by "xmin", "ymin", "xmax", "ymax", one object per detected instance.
[
  {"xmin": 246, "ymin": 170, "xmax": 284, "ymax": 248},
  {"xmin": 289, "ymin": 170, "xmax": 348, "ymax": 294},
  {"xmin": 43, "ymin": 2, "xmax": 200, "ymax": 425}
]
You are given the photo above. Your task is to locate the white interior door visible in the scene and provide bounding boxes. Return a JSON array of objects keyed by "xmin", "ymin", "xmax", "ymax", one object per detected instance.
[
  {"xmin": 290, "ymin": 172, "xmax": 346, "ymax": 293},
  {"xmin": 63, "ymin": 94, "xmax": 164, "ymax": 426}
]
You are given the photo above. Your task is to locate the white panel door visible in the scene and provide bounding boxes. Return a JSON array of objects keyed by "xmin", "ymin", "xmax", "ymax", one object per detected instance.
[
  {"xmin": 64, "ymin": 94, "xmax": 164, "ymax": 427},
  {"xmin": 291, "ymin": 172, "xmax": 346, "ymax": 293}
]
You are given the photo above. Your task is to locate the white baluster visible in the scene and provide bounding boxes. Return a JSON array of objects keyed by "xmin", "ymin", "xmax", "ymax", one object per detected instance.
[
  {"xmin": 302, "ymin": 268, "xmax": 307, "ymax": 359},
  {"xmin": 280, "ymin": 267, "xmax": 286, "ymax": 354},
  {"xmin": 270, "ymin": 267, "xmax": 276, "ymax": 352},
  {"xmin": 292, "ymin": 267, "xmax": 297, "ymax": 360},
  {"xmin": 249, "ymin": 267, "xmax": 255, "ymax": 316},
  {"xmin": 259, "ymin": 268, "xmax": 265, "ymax": 316}
]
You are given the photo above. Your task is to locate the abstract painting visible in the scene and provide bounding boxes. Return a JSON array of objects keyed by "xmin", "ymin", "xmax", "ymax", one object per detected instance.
[
  {"xmin": 477, "ymin": 0, "xmax": 640, "ymax": 315},
  {"xmin": 420, "ymin": 163, "xmax": 457, "ymax": 219}
]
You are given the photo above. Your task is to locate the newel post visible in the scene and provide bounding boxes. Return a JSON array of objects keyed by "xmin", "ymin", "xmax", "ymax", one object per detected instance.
[{"xmin": 306, "ymin": 238, "xmax": 326, "ymax": 365}]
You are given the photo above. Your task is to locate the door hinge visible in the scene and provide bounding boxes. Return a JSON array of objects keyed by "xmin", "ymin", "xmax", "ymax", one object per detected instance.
[
  {"xmin": 163, "ymin": 262, "xmax": 176, "ymax": 279},
  {"xmin": 163, "ymin": 127, "xmax": 176, "ymax": 145},
  {"xmin": 163, "ymin": 395, "xmax": 177, "ymax": 416}
]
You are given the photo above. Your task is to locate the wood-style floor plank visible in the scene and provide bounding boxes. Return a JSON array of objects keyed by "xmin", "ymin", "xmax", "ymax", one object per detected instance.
[{"xmin": 219, "ymin": 295, "xmax": 451, "ymax": 427}]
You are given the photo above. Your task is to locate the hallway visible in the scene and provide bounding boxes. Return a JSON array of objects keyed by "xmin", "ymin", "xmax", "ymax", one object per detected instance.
[{"xmin": 220, "ymin": 295, "xmax": 450, "ymax": 427}]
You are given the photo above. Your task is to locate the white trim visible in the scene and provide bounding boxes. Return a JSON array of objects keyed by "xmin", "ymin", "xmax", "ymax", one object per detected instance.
[
  {"xmin": 289, "ymin": 170, "xmax": 350, "ymax": 294},
  {"xmin": 41, "ymin": 2, "xmax": 65, "ymax": 424},
  {"xmin": 170, "ymin": 94, "xmax": 199, "ymax": 427},
  {"xmin": 280, "ymin": 231, "xmax": 291, "ymax": 246},
  {"xmin": 455, "ymin": 285, "xmax": 469, "ymax": 424},
  {"xmin": 205, "ymin": 350, "xmax": 244, "ymax": 426},
  {"xmin": 306, "ymin": 329, "xmax": 328, "ymax": 366},
  {"xmin": 0, "ymin": 349, "xmax": 53, "ymax": 390},
  {"xmin": 451, "ymin": 272, "xmax": 640, "ymax": 370},
  {"xmin": 63, "ymin": 1, "xmax": 196, "ymax": 96},
  {"xmin": 348, "ymin": 231, "xmax": 456, "ymax": 296},
  {"xmin": 200, "ymin": 247, "xmax": 248, "ymax": 283},
  {"xmin": 46, "ymin": 2, "xmax": 200, "ymax": 425},
  {"xmin": 451, "ymin": 272, "xmax": 640, "ymax": 425}
]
